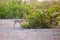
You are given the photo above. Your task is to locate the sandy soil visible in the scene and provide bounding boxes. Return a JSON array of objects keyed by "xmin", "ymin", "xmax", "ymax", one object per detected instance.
[
  {"xmin": 0, "ymin": 29, "xmax": 60, "ymax": 40},
  {"xmin": 0, "ymin": 19, "xmax": 60, "ymax": 40}
]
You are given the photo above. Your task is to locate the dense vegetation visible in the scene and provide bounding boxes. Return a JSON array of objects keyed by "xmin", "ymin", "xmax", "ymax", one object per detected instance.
[
  {"xmin": 0, "ymin": 0, "xmax": 60, "ymax": 28},
  {"xmin": 21, "ymin": 1, "xmax": 60, "ymax": 28},
  {"xmin": 0, "ymin": 0, "xmax": 24, "ymax": 19}
]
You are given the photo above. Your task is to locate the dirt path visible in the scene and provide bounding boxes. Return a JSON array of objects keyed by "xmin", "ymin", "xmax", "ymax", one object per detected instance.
[
  {"xmin": 0, "ymin": 19, "xmax": 60, "ymax": 40},
  {"xmin": 0, "ymin": 29, "xmax": 60, "ymax": 40},
  {"xmin": 0, "ymin": 19, "xmax": 21, "ymax": 29}
]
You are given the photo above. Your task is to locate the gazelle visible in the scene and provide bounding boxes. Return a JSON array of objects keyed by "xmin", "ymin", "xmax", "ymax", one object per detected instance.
[{"xmin": 14, "ymin": 19, "xmax": 23, "ymax": 28}]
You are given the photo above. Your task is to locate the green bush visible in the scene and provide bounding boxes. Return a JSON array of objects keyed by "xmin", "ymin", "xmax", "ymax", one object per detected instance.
[
  {"xmin": 0, "ymin": 0, "xmax": 60, "ymax": 29},
  {"xmin": 21, "ymin": 5, "xmax": 60, "ymax": 29},
  {"xmin": 0, "ymin": 0, "xmax": 27, "ymax": 19}
]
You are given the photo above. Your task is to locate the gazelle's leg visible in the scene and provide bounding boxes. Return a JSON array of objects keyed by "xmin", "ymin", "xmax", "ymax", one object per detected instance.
[
  {"xmin": 20, "ymin": 23, "xmax": 21, "ymax": 28},
  {"xmin": 14, "ymin": 21, "xmax": 16, "ymax": 28}
]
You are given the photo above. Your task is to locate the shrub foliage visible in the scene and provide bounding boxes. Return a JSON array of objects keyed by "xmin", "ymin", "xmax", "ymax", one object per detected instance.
[{"xmin": 0, "ymin": 0, "xmax": 60, "ymax": 28}]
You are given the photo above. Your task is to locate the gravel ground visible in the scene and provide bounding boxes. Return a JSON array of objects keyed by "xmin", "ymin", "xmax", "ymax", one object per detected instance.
[
  {"xmin": 0, "ymin": 19, "xmax": 60, "ymax": 40},
  {"xmin": 0, "ymin": 19, "xmax": 21, "ymax": 29},
  {"xmin": 0, "ymin": 29, "xmax": 60, "ymax": 40}
]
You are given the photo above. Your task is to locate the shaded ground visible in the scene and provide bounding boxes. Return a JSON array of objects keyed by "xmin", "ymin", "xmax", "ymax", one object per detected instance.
[{"xmin": 0, "ymin": 19, "xmax": 60, "ymax": 29}]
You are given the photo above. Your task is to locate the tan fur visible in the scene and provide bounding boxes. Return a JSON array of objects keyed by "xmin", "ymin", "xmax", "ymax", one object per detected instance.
[{"xmin": 14, "ymin": 19, "xmax": 23, "ymax": 28}]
